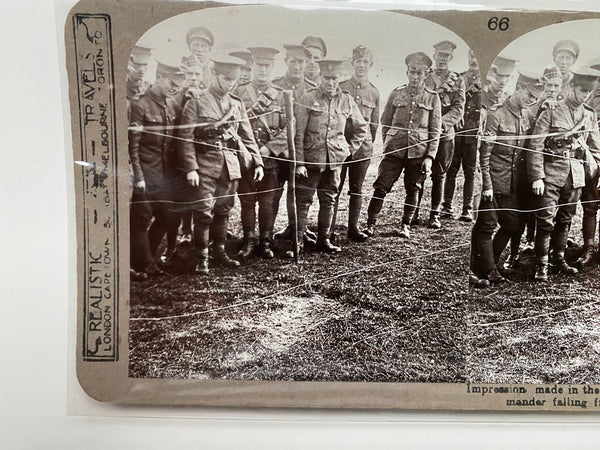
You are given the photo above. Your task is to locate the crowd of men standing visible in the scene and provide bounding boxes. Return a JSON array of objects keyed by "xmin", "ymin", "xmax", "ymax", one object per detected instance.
[
  {"xmin": 126, "ymin": 25, "xmax": 483, "ymax": 279},
  {"xmin": 470, "ymin": 39, "xmax": 600, "ymax": 286}
]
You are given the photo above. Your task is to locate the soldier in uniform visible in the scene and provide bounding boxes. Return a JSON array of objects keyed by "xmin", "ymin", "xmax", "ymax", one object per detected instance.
[
  {"xmin": 293, "ymin": 59, "xmax": 368, "ymax": 253},
  {"xmin": 441, "ymin": 48, "xmax": 481, "ymax": 222},
  {"xmin": 129, "ymin": 61, "xmax": 186, "ymax": 277},
  {"xmin": 552, "ymin": 39, "xmax": 579, "ymax": 99},
  {"xmin": 181, "ymin": 26, "xmax": 215, "ymax": 90},
  {"xmin": 235, "ymin": 47, "xmax": 288, "ymax": 259},
  {"xmin": 272, "ymin": 44, "xmax": 315, "ymax": 244},
  {"xmin": 229, "ymin": 47, "xmax": 253, "ymax": 86},
  {"xmin": 471, "ymin": 71, "xmax": 544, "ymax": 283},
  {"xmin": 301, "ymin": 36, "xmax": 327, "ymax": 88},
  {"xmin": 527, "ymin": 67, "xmax": 600, "ymax": 281},
  {"xmin": 364, "ymin": 52, "xmax": 442, "ymax": 239},
  {"xmin": 414, "ymin": 41, "xmax": 465, "ymax": 229},
  {"xmin": 335, "ymin": 45, "xmax": 380, "ymax": 242},
  {"xmin": 177, "ymin": 55, "xmax": 265, "ymax": 275},
  {"xmin": 127, "ymin": 45, "xmax": 153, "ymax": 116},
  {"xmin": 481, "ymin": 56, "xmax": 517, "ymax": 111}
]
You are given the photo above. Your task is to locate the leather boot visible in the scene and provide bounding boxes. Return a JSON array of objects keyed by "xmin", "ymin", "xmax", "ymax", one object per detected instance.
[
  {"xmin": 576, "ymin": 239, "xmax": 597, "ymax": 267},
  {"xmin": 194, "ymin": 248, "xmax": 209, "ymax": 275},
  {"xmin": 238, "ymin": 230, "xmax": 257, "ymax": 260},
  {"xmin": 316, "ymin": 235, "xmax": 342, "ymax": 253},
  {"xmin": 534, "ymin": 263, "xmax": 549, "ymax": 282},
  {"xmin": 212, "ymin": 243, "xmax": 240, "ymax": 268},
  {"xmin": 363, "ymin": 222, "xmax": 376, "ymax": 237},
  {"xmin": 347, "ymin": 195, "xmax": 366, "ymax": 242},
  {"xmin": 486, "ymin": 266, "xmax": 506, "ymax": 284},
  {"xmin": 348, "ymin": 227, "xmax": 368, "ymax": 242},
  {"xmin": 397, "ymin": 223, "xmax": 411, "ymax": 239},
  {"xmin": 428, "ymin": 212, "xmax": 441, "ymax": 229},
  {"xmin": 553, "ymin": 251, "xmax": 578, "ymax": 275},
  {"xmin": 257, "ymin": 230, "xmax": 274, "ymax": 259}
]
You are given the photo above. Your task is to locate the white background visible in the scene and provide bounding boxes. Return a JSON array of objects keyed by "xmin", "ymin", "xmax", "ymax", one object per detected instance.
[{"xmin": 3, "ymin": 0, "xmax": 600, "ymax": 448}]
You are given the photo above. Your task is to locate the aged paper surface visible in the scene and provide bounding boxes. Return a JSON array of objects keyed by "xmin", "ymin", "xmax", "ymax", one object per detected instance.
[{"xmin": 66, "ymin": 0, "xmax": 600, "ymax": 410}]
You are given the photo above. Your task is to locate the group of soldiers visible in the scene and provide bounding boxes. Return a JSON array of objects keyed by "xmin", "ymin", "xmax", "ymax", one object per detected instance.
[
  {"xmin": 470, "ymin": 39, "xmax": 600, "ymax": 286},
  {"xmin": 126, "ymin": 25, "xmax": 482, "ymax": 279}
]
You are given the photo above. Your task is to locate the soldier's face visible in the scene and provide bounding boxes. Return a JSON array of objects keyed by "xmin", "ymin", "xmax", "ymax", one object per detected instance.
[
  {"xmin": 155, "ymin": 74, "xmax": 183, "ymax": 97},
  {"xmin": 239, "ymin": 67, "xmax": 252, "ymax": 85},
  {"xmin": 186, "ymin": 68, "xmax": 203, "ymax": 89},
  {"xmin": 434, "ymin": 51, "xmax": 452, "ymax": 70},
  {"xmin": 321, "ymin": 74, "xmax": 340, "ymax": 96},
  {"xmin": 572, "ymin": 84, "xmax": 593, "ymax": 105},
  {"xmin": 352, "ymin": 56, "xmax": 372, "ymax": 78},
  {"xmin": 190, "ymin": 38, "xmax": 211, "ymax": 61},
  {"xmin": 468, "ymin": 51, "xmax": 479, "ymax": 70},
  {"xmin": 406, "ymin": 66, "xmax": 427, "ymax": 88},
  {"xmin": 253, "ymin": 61, "xmax": 273, "ymax": 84},
  {"xmin": 544, "ymin": 79, "xmax": 562, "ymax": 100},
  {"xmin": 305, "ymin": 47, "xmax": 323, "ymax": 77},
  {"xmin": 216, "ymin": 72, "xmax": 239, "ymax": 93},
  {"xmin": 491, "ymin": 72, "xmax": 511, "ymax": 91},
  {"xmin": 553, "ymin": 51, "xmax": 576, "ymax": 76},
  {"xmin": 516, "ymin": 86, "xmax": 539, "ymax": 108},
  {"xmin": 128, "ymin": 61, "xmax": 148, "ymax": 84},
  {"xmin": 286, "ymin": 56, "xmax": 306, "ymax": 79}
]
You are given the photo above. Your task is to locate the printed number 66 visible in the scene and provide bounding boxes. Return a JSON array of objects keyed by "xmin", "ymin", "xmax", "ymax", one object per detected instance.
[{"xmin": 488, "ymin": 17, "xmax": 509, "ymax": 31}]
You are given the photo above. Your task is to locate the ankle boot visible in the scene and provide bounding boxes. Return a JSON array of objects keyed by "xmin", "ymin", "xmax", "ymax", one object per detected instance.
[
  {"xmin": 553, "ymin": 251, "xmax": 578, "ymax": 275},
  {"xmin": 238, "ymin": 230, "xmax": 257, "ymax": 260},
  {"xmin": 534, "ymin": 263, "xmax": 548, "ymax": 282},
  {"xmin": 212, "ymin": 244, "xmax": 240, "ymax": 268},
  {"xmin": 257, "ymin": 230, "xmax": 274, "ymax": 259},
  {"xmin": 194, "ymin": 248, "xmax": 209, "ymax": 275},
  {"xmin": 576, "ymin": 240, "xmax": 597, "ymax": 267}
]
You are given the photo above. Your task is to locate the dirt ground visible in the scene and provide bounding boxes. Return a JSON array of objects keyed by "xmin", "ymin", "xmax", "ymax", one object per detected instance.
[{"xmin": 129, "ymin": 151, "xmax": 600, "ymax": 384}]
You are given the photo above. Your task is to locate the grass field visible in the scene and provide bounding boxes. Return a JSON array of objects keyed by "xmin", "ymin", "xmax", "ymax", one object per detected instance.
[{"xmin": 129, "ymin": 150, "xmax": 600, "ymax": 384}]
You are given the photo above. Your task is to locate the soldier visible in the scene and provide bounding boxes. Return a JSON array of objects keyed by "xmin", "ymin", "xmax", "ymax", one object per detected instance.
[
  {"xmin": 181, "ymin": 26, "xmax": 215, "ymax": 90},
  {"xmin": 552, "ymin": 39, "xmax": 579, "ymax": 99},
  {"xmin": 235, "ymin": 47, "xmax": 288, "ymax": 259},
  {"xmin": 177, "ymin": 55, "xmax": 265, "ymax": 275},
  {"xmin": 129, "ymin": 61, "xmax": 186, "ymax": 277},
  {"xmin": 334, "ymin": 45, "xmax": 380, "ymax": 242},
  {"xmin": 412, "ymin": 41, "xmax": 465, "ymax": 229},
  {"xmin": 229, "ymin": 47, "xmax": 253, "ymax": 86},
  {"xmin": 294, "ymin": 59, "xmax": 368, "ymax": 253},
  {"xmin": 527, "ymin": 67, "xmax": 600, "ymax": 281},
  {"xmin": 302, "ymin": 36, "xmax": 327, "ymax": 88},
  {"xmin": 482, "ymin": 56, "xmax": 517, "ymax": 111},
  {"xmin": 272, "ymin": 44, "xmax": 316, "ymax": 244},
  {"xmin": 127, "ymin": 45, "xmax": 153, "ymax": 116},
  {"xmin": 364, "ymin": 52, "xmax": 442, "ymax": 239},
  {"xmin": 441, "ymin": 48, "xmax": 481, "ymax": 222},
  {"xmin": 471, "ymin": 71, "xmax": 543, "ymax": 283}
]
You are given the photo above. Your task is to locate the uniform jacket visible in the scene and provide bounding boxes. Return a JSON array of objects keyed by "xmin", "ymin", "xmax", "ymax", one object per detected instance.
[
  {"xmin": 528, "ymin": 98, "xmax": 600, "ymax": 189},
  {"xmin": 380, "ymin": 84, "xmax": 442, "ymax": 160},
  {"xmin": 128, "ymin": 89, "xmax": 178, "ymax": 192},
  {"xmin": 294, "ymin": 85, "xmax": 367, "ymax": 171},
  {"xmin": 425, "ymin": 69, "xmax": 466, "ymax": 141},
  {"xmin": 235, "ymin": 81, "xmax": 289, "ymax": 170},
  {"xmin": 273, "ymin": 73, "xmax": 312, "ymax": 100},
  {"xmin": 177, "ymin": 84, "xmax": 263, "ymax": 181},
  {"xmin": 458, "ymin": 69, "xmax": 482, "ymax": 144},
  {"xmin": 480, "ymin": 97, "xmax": 530, "ymax": 196},
  {"xmin": 339, "ymin": 77, "xmax": 380, "ymax": 159}
]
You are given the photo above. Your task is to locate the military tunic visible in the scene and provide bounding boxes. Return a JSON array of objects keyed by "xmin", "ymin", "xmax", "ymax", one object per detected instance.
[
  {"xmin": 293, "ymin": 85, "xmax": 367, "ymax": 237},
  {"xmin": 366, "ymin": 84, "xmax": 442, "ymax": 227}
]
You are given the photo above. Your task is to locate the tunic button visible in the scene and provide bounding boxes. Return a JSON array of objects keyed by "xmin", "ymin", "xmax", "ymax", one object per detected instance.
[
  {"xmin": 328, "ymin": 127, "xmax": 331, "ymax": 131},
  {"xmin": 357, "ymin": 96, "xmax": 360, "ymax": 99}
]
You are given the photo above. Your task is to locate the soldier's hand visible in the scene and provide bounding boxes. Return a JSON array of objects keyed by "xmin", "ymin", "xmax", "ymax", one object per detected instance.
[
  {"xmin": 134, "ymin": 180, "xmax": 146, "ymax": 193},
  {"xmin": 254, "ymin": 166, "xmax": 264, "ymax": 182},
  {"xmin": 186, "ymin": 170, "xmax": 200, "ymax": 187},
  {"xmin": 295, "ymin": 165, "xmax": 308, "ymax": 178},
  {"xmin": 481, "ymin": 189, "xmax": 493, "ymax": 202},
  {"xmin": 420, "ymin": 156, "xmax": 433, "ymax": 174},
  {"xmin": 532, "ymin": 179, "xmax": 545, "ymax": 196}
]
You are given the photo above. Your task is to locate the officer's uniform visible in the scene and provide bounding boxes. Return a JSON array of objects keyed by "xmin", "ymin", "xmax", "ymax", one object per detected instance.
[
  {"xmin": 471, "ymin": 73, "xmax": 541, "ymax": 280},
  {"xmin": 419, "ymin": 41, "xmax": 465, "ymax": 228},
  {"xmin": 294, "ymin": 59, "xmax": 367, "ymax": 252},
  {"xmin": 366, "ymin": 52, "xmax": 442, "ymax": 237},
  {"xmin": 337, "ymin": 46, "xmax": 380, "ymax": 240},
  {"xmin": 527, "ymin": 67, "xmax": 600, "ymax": 280},
  {"xmin": 235, "ymin": 47, "xmax": 288, "ymax": 258},
  {"xmin": 129, "ymin": 62, "xmax": 184, "ymax": 274},
  {"xmin": 442, "ymin": 59, "xmax": 481, "ymax": 221},
  {"xmin": 177, "ymin": 55, "xmax": 264, "ymax": 273}
]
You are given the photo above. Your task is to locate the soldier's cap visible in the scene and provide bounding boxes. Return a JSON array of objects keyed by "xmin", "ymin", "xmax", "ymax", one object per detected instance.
[
  {"xmin": 210, "ymin": 54, "xmax": 247, "ymax": 76},
  {"xmin": 283, "ymin": 44, "xmax": 312, "ymax": 61},
  {"xmin": 181, "ymin": 59, "xmax": 203, "ymax": 73},
  {"xmin": 588, "ymin": 57, "xmax": 600, "ymax": 71},
  {"xmin": 186, "ymin": 26, "xmax": 214, "ymax": 48},
  {"xmin": 542, "ymin": 66, "xmax": 563, "ymax": 83},
  {"xmin": 156, "ymin": 60, "xmax": 186, "ymax": 79},
  {"xmin": 492, "ymin": 55, "xmax": 518, "ymax": 76},
  {"xmin": 553, "ymin": 39, "xmax": 580, "ymax": 59},
  {"xmin": 515, "ymin": 69, "xmax": 544, "ymax": 95},
  {"xmin": 301, "ymin": 36, "xmax": 327, "ymax": 57},
  {"xmin": 130, "ymin": 45, "xmax": 153, "ymax": 65},
  {"xmin": 571, "ymin": 66, "xmax": 600, "ymax": 89},
  {"xmin": 405, "ymin": 52, "xmax": 433, "ymax": 70},
  {"xmin": 228, "ymin": 49, "xmax": 253, "ymax": 69},
  {"xmin": 247, "ymin": 47, "xmax": 279, "ymax": 63},
  {"xmin": 317, "ymin": 59, "xmax": 345, "ymax": 76},
  {"xmin": 352, "ymin": 45, "xmax": 373, "ymax": 62},
  {"xmin": 433, "ymin": 40, "xmax": 457, "ymax": 54}
]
